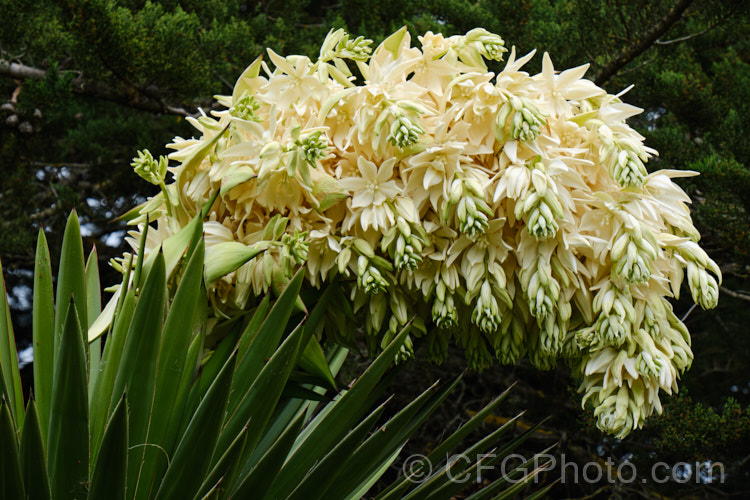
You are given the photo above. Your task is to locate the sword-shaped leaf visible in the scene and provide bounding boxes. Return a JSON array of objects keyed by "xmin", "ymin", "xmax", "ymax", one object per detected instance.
[
  {"xmin": 217, "ymin": 319, "xmax": 307, "ymax": 469},
  {"xmin": 132, "ymin": 238, "xmax": 205, "ymax": 500},
  {"xmin": 0, "ymin": 258, "xmax": 23, "ymax": 428},
  {"xmin": 86, "ymin": 246, "xmax": 102, "ymax": 399},
  {"xmin": 47, "ymin": 302, "xmax": 88, "ymax": 500},
  {"xmin": 89, "ymin": 288, "xmax": 135, "ymax": 464},
  {"xmin": 20, "ymin": 399, "xmax": 51, "ymax": 500},
  {"xmin": 263, "ymin": 324, "xmax": 410, "ymax": 499},
  {"xmin": 89, "ymin": 394, "xmax": 128, "ymax": 500},
  {"xmin": 109, "ymin": 252, "xmax": 166, "ymax": 495},
  {"xmin": 229, "ymin": 412, "xmax": 306, "ymax": 499},
  {"xmin": 32, "ymin": 230, "xmax": 55, "ymax": 446},
  {"xmin": 285, "ymin": 400, "xmax": 389, "ymax": 500},
  {"xmin": 154, "ymin": 352, "xmax": 236, "ymax": 500},
  {"xmin": 225, "ymin": 269, "xmax": 305, "ymax": 420},
  {"xmin": 1, "ymin": 396, "xmax": 24, "ymax": 499},
  {"xmin": 54, "ymin": 211, "xmax": 87, "ymax": 360}
]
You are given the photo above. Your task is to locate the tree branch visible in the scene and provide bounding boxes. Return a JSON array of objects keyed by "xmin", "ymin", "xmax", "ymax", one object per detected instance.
[
  {"xmin": 0, "ymin": 60, "xmax": 196, "ymax": 117},
  {"xmin": 720, "ymin": 285, "xmax": 750, "ymax": 303},
  {"xmin": 594, "ymin": 0, "xmax": 694, "ymax": 86},
  {"xmin": 655, "ymin": 25, "xmax": 716, "ymax": 45}
]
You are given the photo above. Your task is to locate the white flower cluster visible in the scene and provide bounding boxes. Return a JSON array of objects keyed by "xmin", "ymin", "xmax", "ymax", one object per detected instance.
[{"xmin": 125, "ymin": 28, "xmax": 720, "ymax": 438}]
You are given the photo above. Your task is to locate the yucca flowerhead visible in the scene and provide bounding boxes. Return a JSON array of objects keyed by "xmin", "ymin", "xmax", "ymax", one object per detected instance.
[{"xmin": 122, "ymin": 27, "xmax": 720, "ymax": 438}]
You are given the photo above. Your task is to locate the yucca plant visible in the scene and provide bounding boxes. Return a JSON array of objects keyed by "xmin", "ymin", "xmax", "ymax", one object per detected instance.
[{"xmin": 0, "ymin": 210, "xmax": 553, "ymax": 499}]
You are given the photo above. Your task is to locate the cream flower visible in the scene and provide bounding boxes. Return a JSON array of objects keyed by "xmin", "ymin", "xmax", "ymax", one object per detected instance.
[
  {"xmin": 340, "ymin": 157, "xmax": 400, "ymax": 232},
  {"xmin": 122, "ymin": 27, "xmax": 720, "ymax": 440}
]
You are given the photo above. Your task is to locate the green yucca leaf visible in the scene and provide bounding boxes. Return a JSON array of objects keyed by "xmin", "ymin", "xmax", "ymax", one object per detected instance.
[
  {"xmin": 162, "ymin": 215, "xmax": 202, "ymax": 280},
  {"xmin": 154, "ymin": 352, "xmax": 236, "ymax": 500},
  {"xmin": 195, "ymin": 321, "xmax": 241, "ymax": 407},
  {"xmin": 1, "ymin": 396, "xmax": 25, "ymax": 499},
  {"xmin": 264, "ymin": 324, "xmax": 410, "ymax": 499},
  {"xmin": 464, "ymin": 446, "xmax": 556, "ymax": 500},
  {"xmin": 86, "ymin": 246, "xmax": 102, "ymax": 400},
  {"xmin": 487, "ymin": 461, "xmax": 554, "ymax": 500},
  {"xmin": 296, "ymin": 284, "xmax": 338, "ymax": 391},
  {"xmin": 194, "ymin": 425, "xmax": 248, "ymax": 499},
  {"xmin": 518, "ymin": 478, "xmax": 560, "ymax": 500},
  {"xmin": 253, "ymin": 346, "xmax": 349, "ymax": 465},
  {"xmin": 423, "ymin": 451, "xmax": 506, "ymax": 500},
  {"xmin": 401, "ymin": 412, "xmax": 526, "ymax": 500},
  {"xmin": 89, "ymin": 288, "xmax": 135, "ymax": 464},
  {"xmin": 482, "ymin": 418, "xmax": 548, "ymax": 470},
  {"xmin": 225, "ymin": 269, "xmax": 305, "ymax": 421},
  {"xmin": 204, "ymin": 241, "xmax": 268, "ymax": 285},
  {"xmin": 412, "ymin": 418, "xmax": 547, "ymax": 500},
  {"xmin": 299, "ymin": 336, "xmax": 337, "ymax": 391},
  {"xmin": 229, "ymin": 412, "xmax": 307, "ymax": 499},
  {"xmin": 109, "ymin": 252, "xmax": 166, "ymax": 495},
  {"xmin": 218, "ymin": 319, "xmax": 307, "ymax": 473},
  {"xmin": 89, "ymin": 394, "xmax": 128, "ymax": 500},
  {"xmin": 323, "ymin": 378, "xmax": 458, "ymax": 500},
  {"xmin": 425, "ymin": 382, "xmax": 516, "ymax": 467},
  {"xmin": 286, "ymin": 399, "xmax": 389, "ymax": 500},
  {"xmin": 20, "ymin": 399, "xmax": 51, "ymax": 500},
  {"xmin": 281, "ymin": 381, "xmax": 330, "ymax": 402},
  {"xmin": 349, "ymin": 445, "xmax": 404, "ymax": 500},
  {"xmin": 235, "ymin": 294, "xmax": 270, "ymax": 364},
  {"xmin": 163, "ymin": 323, "xmax": 204, "ymax": 456},
  {"xmin": 32, "ymin": 230, "xmax": 55, "ymax": 447},
  {"xmin": 54, "ymin": 211, "xmax": 87, "ymax": 360},
  {"xmin": 377, "ymin": 383, "xmax": 517, "ymax": 500},
  {"xmin": 47, "ymin": 302, "xmax": 88, "ymax": 500},
  {"xmin": 133, "ymin": 238, "xmax": 205, "ymax": 500},
  {"xmin": 1, "ymin": 213, "xmax": 552, "ymax": 500},
  {"xmin": 131, "ymin": 217, "xmax": 150, "ymax": 290},
  {"xmin": 246, "ymin": 399, "xmax": 310, "ymax": 470},
  {"xmin": 0, "ymin": 258, "xmax": 24, "ymax": 429}
]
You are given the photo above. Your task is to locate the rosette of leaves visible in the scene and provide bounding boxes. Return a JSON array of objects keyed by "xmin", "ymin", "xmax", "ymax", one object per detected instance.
[{"xmin": 0, "ymin": 211, "xmax": 552, "ymax": 499}]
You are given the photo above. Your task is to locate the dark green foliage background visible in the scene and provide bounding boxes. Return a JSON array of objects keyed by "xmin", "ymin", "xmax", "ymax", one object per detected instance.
[{"xmin": 2, "ymin": 1, "xmax": 750, "ymax": 497}]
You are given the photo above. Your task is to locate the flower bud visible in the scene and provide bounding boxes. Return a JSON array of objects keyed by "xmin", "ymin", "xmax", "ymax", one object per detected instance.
[
  {"xmin": 231, "ymin": 92, "xmax": 262, "ymax": 122},
  {"xmin": 388, "ymin": 114, "xmax": 424, "ymax": 149},
  {"xmin": 432, "ymin": 293, "xmax": 458, "ymax": 329},
  {"xmin": 132, "ymin": 150, "xmax": 167, "ymax": 185},
  {"xmin": 686, "ymin": 262, "xmax": 719, "ymax": 309}
]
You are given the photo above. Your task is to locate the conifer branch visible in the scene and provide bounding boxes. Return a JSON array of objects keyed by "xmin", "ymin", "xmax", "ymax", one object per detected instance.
[
  {"xmin": 594, "ymin": 0, "xmax": 694, "ymax": 86},
  {"xmin": 0, "ymin": 60, "xmax": 194, "ymax": 117}
]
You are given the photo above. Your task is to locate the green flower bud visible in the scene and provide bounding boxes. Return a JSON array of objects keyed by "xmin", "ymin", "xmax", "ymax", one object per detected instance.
[
  {"xmin": 432, "ymin": 293, "xmax": 458, "ymax": 329},
  {"xmin": 280, "ymin": 230, "xmax": 310, "ymax": 275},
  {"xmin": 338, "ymin": 34, "xmax": 373, "ymax": 61},
  {"xmin": 594, "ymin": 314, "xmax": 629, "ymax": 348},
  {"xmin": 496, "ymin": 97, "xmax": 546, "ymax": 142},
  {"xmin": 231, "ymin": 92, "xmax": 262, "ymax": 122},
  {"xmin": 465, "ymin": 28, "xmax": 507, "ymax": 61},
  {"xmin": 612, "ymin": 236, "xmax": 651, "ymax": 284},
  {"xmin": 472, "ymin": 281, "xmax": 502, "ymax": 334},
  {"xmin": 388, "ymin": 114, "xmax": 424, "ymax": 149},
  {"xmin": 296, "ymin": 131, "xmax": 328, "ymax": 167},
  {"xmin": 357, "ymin": 255, "xmax": 389, "ymax": 294},
  {"xmin": 518, "ymin": 160, "xmax": 561, "ymax": 240},
  {"xmin": 636, "ymin": 350, "xmax": 664, "ymax": 379},
  {"xmin": 600, "ymin": 136, "xmax": 648, "ymax": 190},
  {"xmin": 686, "ymin": 262, "xmax": 719, "ymax": 310},
  {"xmin": 539, "ymin": 315, "xmax": 564, "ymax": 356},
  {"xmin": 132, "ymin": 149, "xmax": 167, "ymax": 185}
]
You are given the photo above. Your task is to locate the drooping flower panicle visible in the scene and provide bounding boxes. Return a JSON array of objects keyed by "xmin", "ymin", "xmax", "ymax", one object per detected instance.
[{"xmin": 124, "ymin": 27, "xmax": 720, "ymax": 439}]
